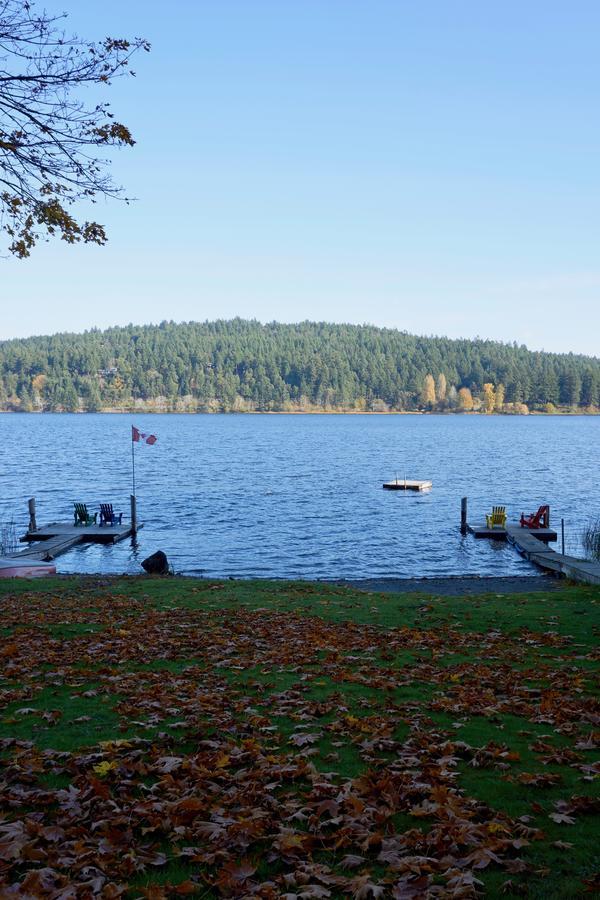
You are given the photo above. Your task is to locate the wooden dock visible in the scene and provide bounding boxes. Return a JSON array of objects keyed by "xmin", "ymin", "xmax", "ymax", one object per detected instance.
[
  {"xmin": 13, "ymin": 522, "xmax": 139, "ymax": 562},
  {"xmin": 505, "ymin": 525, "xmax": 600, "ymax": 586},
  {"xmin": 467, "ymin": 512, "xmax": 600, "ymax": 586},
  {"xmin": 468, "ymin": 524, "xmax": 557, "ymax": 542},
  {"xmin": 383, "ymin": 479, "xmax": 432, "ymax": 492}
]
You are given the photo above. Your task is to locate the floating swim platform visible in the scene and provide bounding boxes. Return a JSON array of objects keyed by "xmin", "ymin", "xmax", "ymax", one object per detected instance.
[{"xmin": 383, "ymin": 479, "xmax": 432, "ymax": 492}]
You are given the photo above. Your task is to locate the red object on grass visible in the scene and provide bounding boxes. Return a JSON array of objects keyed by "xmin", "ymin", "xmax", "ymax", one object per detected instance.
[{"xmin": 520, "ymin": 504, "xmax": 550, "ymax": 529}]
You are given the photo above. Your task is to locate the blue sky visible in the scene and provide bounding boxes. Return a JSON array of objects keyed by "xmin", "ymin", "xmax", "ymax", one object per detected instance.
[{"xmin": 1, "ymin": 1, "xmax": 599, "ymax": 356}]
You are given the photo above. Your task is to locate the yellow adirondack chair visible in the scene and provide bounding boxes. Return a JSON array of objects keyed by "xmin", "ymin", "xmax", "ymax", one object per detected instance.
[{"xmin": 486, "ymin": 505, "xmax": 507, "ymax": 529}]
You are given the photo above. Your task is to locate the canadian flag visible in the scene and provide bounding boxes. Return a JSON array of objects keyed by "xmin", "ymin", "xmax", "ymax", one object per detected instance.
[{"xmin": 132, "ymin": 425, "xmax": 157, "ymax": 445}]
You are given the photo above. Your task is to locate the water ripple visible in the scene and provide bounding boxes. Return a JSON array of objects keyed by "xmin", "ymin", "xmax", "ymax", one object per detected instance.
[{"xmin": 1, "ymin": 413, "xmax": 598, "ymax": 579}]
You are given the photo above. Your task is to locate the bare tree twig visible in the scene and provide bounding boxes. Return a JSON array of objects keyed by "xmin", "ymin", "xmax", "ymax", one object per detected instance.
[{"xmin": 0, "ymin": 0, "xmax": 149, "ymax": 257}]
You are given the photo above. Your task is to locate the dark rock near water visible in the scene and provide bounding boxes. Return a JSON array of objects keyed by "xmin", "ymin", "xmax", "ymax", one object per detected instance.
[{"xmin": 141, "ymin": 551, "xmax": 170, "ymax": 575}]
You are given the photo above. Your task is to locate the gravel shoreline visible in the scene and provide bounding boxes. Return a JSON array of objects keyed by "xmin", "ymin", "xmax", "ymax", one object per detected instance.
[
  {"xmin": 337, "ymin": 574, "xmax": 562, "ymax": 596},
  {"xmin": 29, "ymin": 572, "xmax": 563, "ymax": 596}
]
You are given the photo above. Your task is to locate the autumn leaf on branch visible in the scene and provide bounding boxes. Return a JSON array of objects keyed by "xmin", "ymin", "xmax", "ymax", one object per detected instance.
[{"xmin": 0, "ymin": 0, "xmax": 149, "ymax": 257}]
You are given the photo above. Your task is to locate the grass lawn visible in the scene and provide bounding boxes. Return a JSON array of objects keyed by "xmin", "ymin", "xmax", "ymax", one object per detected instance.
[{"xmin": 0, "ymin": 576, "xmax": 598, "ymax": 898}]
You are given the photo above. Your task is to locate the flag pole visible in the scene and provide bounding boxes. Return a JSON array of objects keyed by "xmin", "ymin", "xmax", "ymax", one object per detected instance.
[
  {"xmin": 129, "ymin": 426, "xmax": 156, "ymax": 537},
  {"xmin": 130, "ymin": 426, "xmax": 137, "ymax": 536},
  {"xmin": 131, "ymin": 430, "xmax": 136, "ymax": 497}
]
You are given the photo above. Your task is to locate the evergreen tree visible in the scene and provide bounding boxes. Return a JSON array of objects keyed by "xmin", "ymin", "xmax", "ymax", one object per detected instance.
[
  {"xmin": 559, "ymin": 372, "xmax": 582, "ymax": 407},
  {"xmin": 0, "ymin": 320, "xmax": 598, "ymax": 413},
  {"xmin": 581, "ymin": 370, "xmax": 599, "ymax": 407}
]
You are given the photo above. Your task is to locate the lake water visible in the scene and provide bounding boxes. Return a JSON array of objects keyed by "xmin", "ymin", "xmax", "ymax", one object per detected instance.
[{"xmin": 1, "ymin": 414, "xmax": 598, "ymax": 579}]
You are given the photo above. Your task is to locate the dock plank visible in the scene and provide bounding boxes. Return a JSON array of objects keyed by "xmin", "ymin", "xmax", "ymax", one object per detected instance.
[
  {"xmin": 468, "ymin": 521, "xmax": 600, "ymax": 585},
  {"xmin": 14, "ymin": 534, "xmax": 84, "ymax": 561},
  {"xmin": 469, "ymin": 524, "xmax": 557, "ymax": 542},
  {"xmin": 22, "ymin": 522, "xmax": 136, "ymax": 543},
  {"xmin": 13, "ymin": 520, "xmax": 140, "ymax": 562},
  {"xmin": 505, "ymin": 525, "xmax": 600, "ymax": 585},
  {"xmin": 506, "ymin": 526, "xmax": 559, "ymax": 552}
]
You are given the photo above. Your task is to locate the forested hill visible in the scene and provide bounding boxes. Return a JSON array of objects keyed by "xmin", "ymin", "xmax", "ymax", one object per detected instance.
[{"xmin": 0, "ymin": 319, "xmax": 599, "ymax": 413}]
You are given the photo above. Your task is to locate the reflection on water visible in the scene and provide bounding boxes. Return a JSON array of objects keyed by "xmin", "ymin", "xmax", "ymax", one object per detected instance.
[
  {"xmin": 1, "ymin": 413, "xmax": 598, "ymax": 579},
  {"xmin": 128, "ymin": 534, "xmax": 141, "ymax": 560}
]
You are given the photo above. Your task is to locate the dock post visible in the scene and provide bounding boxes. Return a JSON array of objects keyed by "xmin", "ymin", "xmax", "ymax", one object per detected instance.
[
  {"xmin": 460, "ymin": 497, "xmax": 468, "ymax": 535},
  {"xmin": 130, "ymin": 495, "xmax": 137, "ymax": 536},
  {"xmin": 28, "ymin": 497, "xmax": 37, "ymax": 532},
  {"xmin": 561, "ymin": 517, "xmax": 565, "ymax": 555}
]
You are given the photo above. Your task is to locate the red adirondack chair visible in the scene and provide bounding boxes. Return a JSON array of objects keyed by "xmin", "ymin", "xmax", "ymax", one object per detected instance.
[{"xmin": 520, "ymin": 504, "xmax": 550, "ymax": 529}]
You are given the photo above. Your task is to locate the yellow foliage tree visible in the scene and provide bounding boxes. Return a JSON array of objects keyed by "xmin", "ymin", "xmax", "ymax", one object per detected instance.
[
  {"xmin": 482, "ymin": 383, "xmax": 496, "ymax": 414},
  {"xmin": 495, "ymin": 383, "xmax": 505, "ymax": 412},
  {"xmin": 31, "ymin": 373, "xmax": 46, "ymax": 391},
  {"xmin": 458, "ymin": 387, "xmax": 474, "ymax": 411},
  {"xmin": 436, "ymin": 373, "xmax": 447, "ymax": 403},
  {"xmin": 421, "ymin": 373, "xmax": 436, "ymax": 407}
]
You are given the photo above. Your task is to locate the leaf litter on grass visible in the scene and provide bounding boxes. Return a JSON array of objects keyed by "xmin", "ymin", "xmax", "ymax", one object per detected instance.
[{"xmin": 0, "ymin": 579, "xmax": 598, "ymax": 897}]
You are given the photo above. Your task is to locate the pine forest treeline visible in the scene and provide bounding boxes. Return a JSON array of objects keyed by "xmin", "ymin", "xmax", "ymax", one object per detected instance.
[{"xmin": 0, "ymin": 319, "xmax": 599, "ymax": 414}]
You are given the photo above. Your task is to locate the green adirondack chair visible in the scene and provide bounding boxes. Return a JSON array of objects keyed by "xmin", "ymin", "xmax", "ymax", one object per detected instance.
[{"xmin": 74, "ymin": 503, "xmax": 97, "ymax": 526}]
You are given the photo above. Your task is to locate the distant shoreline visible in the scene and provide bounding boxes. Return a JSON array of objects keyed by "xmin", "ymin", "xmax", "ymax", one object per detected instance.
[
  {"xmin": 3, "ymin": 320, "xmax": 598, "ymax": 416},
  {"xmin": 0, "ymin": 408, "xmax": 598, "ymax": 416}
]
